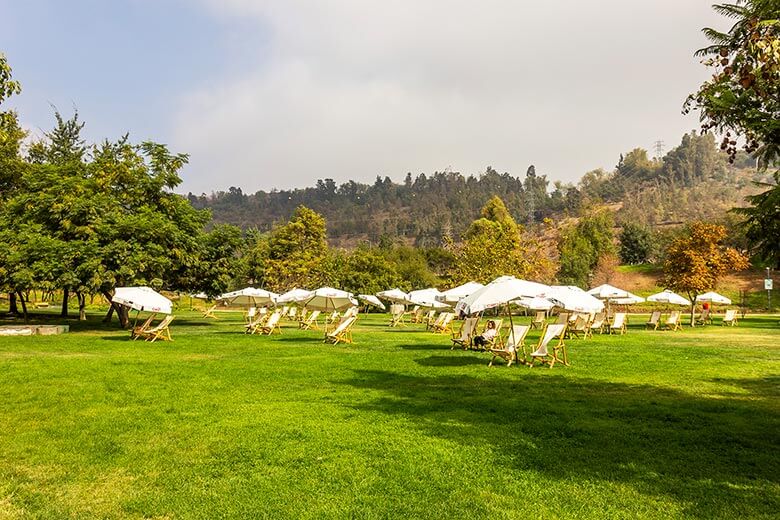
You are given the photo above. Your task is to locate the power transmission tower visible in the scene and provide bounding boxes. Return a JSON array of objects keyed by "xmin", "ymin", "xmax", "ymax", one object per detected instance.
[{"xmin": 653, "ymin": 140, "xmax": 665, "ymax": 159}]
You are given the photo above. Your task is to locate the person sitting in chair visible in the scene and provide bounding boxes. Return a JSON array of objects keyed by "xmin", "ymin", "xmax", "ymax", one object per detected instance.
[{"xmin": 473, "ymin": 320, "xmax": 497, "ymax": 348}]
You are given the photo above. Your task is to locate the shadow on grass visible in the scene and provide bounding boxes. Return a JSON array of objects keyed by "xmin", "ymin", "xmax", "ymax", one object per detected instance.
[
  {"xmin": 415, "ymin": 355, "xmax": 486, "ymax": 367},
  {"xmin": 338, "ymin": 369, "xmax": 780, "ymax": 518},
  {"xmin": 399, "ymin": 343, "xmax": 451, "ymax": 351}
]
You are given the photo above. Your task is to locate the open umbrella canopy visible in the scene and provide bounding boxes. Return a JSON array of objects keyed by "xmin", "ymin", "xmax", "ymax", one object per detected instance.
[
  {"xmin": 218, "ymin": 287, "xmax": 277, "ymax": 306},
  {"xmin": 513, "ymin": 296, "xmax": 555, "ymax": 311},
  {"xmin": 455, "ymin": 276, "xmax": 550, "ymax": 315},
  {"xmin": 376, "ymin": 288, "xmax": 413, "ymax": 304},
  {"xmin": 357, "ymin": 294, "xmax": 386, "ymax": 310},
  {"xmin": 545, "ymin": 286, "xmax": 604, "ymax": 313},
  {"xmin": 610, "ymin": 294, "xmax": 646, "ymax": 305},
  {"xmin": 303, "ymin": 287, "xmax": 358, "ymax": 311},
  {"xmin": 647, "ymin": 290, "xmax": 691, "ymax": 306},
  {"xmin": 112, "ymin": 287, "xmax": 172, "ymax": 314},
  {"xmin": 436, "ymin": 281, "xmax": 485, "ymax": 304},
  {"xmin": 588, "ymin": 283, "xmax": 631, "ymax": 300},
  {"xmin": 695, "ymin": 291, "xmax": 732, "ymax": 304},
  {"xmin": 407, "ymin": 288, "xmax": 449, "ymax": 309},
  {"xmin": 276, "ymin": 288, "xmax": 313, "ymax": 304}
]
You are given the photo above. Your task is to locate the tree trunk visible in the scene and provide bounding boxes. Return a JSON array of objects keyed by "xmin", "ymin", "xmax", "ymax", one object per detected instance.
[
  {"xmin": 77, "ymin": 292, "xmax": 87, "ymax": 321},
  {"xmin": 101, "ymin": 289, "xmax": 129, "ymax": 328},
  {"xmin": 8, "ymin": 292, "xmax": 18, "ymax": 315},
  {"xmin": 61, "ymin": 287, "xmax": 69, "ymax": 318},
  {"xmin": 17, "ymin": 291, "xmax": 28, "ymax": 323},
  {"xmin": 689, "ymin": 293, "xmax": 696, "ymax": 327}
]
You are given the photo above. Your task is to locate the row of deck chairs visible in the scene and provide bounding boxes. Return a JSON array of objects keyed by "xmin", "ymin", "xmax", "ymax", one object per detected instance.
[
  {"xmin": 645, "ymin": 309, "xmax": 739, "ymax": 330},
  {"xmin": 131, "ymin": 315, "xmax": 175, "ymax": 342},
  {"xmin": 487, "ymin": 323, "xmax": 569, "ymax": 368}
]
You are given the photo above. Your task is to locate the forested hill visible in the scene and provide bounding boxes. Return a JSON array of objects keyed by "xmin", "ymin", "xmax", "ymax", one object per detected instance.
[{"xmin": 187, "ymin": 132, "xmax": 762, "ymax": 246}]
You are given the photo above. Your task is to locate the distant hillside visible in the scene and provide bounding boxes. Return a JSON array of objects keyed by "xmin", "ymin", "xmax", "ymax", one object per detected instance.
[{"xmin": 188, "ymin": 133, "xmax": 765, "ymax": 246}]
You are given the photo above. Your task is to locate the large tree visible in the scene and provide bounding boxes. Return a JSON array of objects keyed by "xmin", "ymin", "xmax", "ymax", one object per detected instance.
[
  {"xmin": 264, "ymin": 205, "xmax": 329, "ymax": 291},
  {"xmin": 660, "ymin": 222, "xmax": 749, "ymax": 325}
]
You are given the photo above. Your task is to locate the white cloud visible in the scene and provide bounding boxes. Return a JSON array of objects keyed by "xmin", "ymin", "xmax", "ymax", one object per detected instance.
[{"xmin": 174, "ymin": 0, "xmax": 725, "ymax": 193}]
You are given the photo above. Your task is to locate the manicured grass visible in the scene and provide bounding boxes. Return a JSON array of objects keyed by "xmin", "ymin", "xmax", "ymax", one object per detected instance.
[{"xmin": 1, "ymin": 311, "xmax": 778, "ymax": 519}]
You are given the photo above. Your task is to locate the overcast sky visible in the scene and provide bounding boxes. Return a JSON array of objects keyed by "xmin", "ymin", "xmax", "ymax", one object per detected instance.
[{"xmin": 1, "ymin": 0, "xmax": 726, "ymax": 194}]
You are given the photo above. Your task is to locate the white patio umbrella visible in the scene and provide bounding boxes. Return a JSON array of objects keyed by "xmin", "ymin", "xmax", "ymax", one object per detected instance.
[
  {"xmin": 610, "ymin": 294, "xmax": 646, "ymax": 305},
  {"xmin": 647, "ymin": 290, "xmax": 691, "ymax": 306},
  {"xmin": 376, "ymin": 288, "xmax": 414, "ymax": 305},
  {"xmin": 587, "ymin": 283, "xmax": 632, "ymax": 300},
  {"xmin": 303, "ymin": 287, "xmax": 358, "ymax": 312},
  {"xmin": 276, "ymin": 288, "xmax": 313, "ymax": 304},
  {"xmin": 112, "ymin": 287, "xmax": 173, "ymax": 314},
  {"xmin": 357, "ymin": 294, "xmax": 386, "ymax": 310},
  {"xmin": 455, "ymin": 276, "xmax": 550, "ymax": 315},
  {"xmin": 436, "ymin": 281, "xmax": 485, "ymax": 304},
  {"xmin": 218, "ymin": 287, "xmax": 277, "ymax": 307},
  {"xmin": 407, "ymin": 288, "xmax": 449, "ymax": 309},
  {"xmin": 513, "ymin": 296, "xmax": 555, "ymax": 311},
  {"xmin": 695, "ymin": 291, "xmax": 732, "ymax": 305},
  {"xmin": 544, "ymin": 286, "xmax": 605, "ymax": 313}
]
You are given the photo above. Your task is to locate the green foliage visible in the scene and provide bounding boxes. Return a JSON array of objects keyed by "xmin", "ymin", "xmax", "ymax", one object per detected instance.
[
  {"xmin": 382, "ymin": 245, "xmax": 440, "ymax": 290},
  {"xmin": 264, "ymin": 205, "xmax": 329, "ymax": 291},
  {"xmin": 733, "ymin": 171, "xmax": 780, "ymax": 267},
  {"xmin": 337, "ymin": 244, "xmax": 404, "ymax": 294},
  {"xmin": 619, "ymin": 222, "xmax": 655, "ymax": 264},
  {"xmin": 685, "ymin": 0, "xmax": 780, "ymax": 166},
  {"xmin": 190, "ymin": 224, "xmax": 246, "ymax": 297},
  {"xmin": 558, "ymin": 210, "xmax": 616, "ymax": 287}
]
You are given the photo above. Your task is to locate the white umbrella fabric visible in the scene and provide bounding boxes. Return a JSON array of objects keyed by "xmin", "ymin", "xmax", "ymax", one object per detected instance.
[
  {"xmin": 436, "ymin": 282, "xmax": 485, "ymax": 304},
  {"xmin": 357, "ymin": 294, "xmax": 386, "ymax": 310},
  {"xmin": 610, "ymin": 294, "xmax": 646, "ymax": 305},
  {"xmin": 218, "ymin": 287, "xmax": 277, "ymax": 307},
  {"xmin": 376, "ymin": 288, "xmax": 414, "ymax": 305},
  {"xmin": 695, "ymin": 291, "xmax": 732, "ymax": 304},
  {"xmin": 647, "ymin": 290, "xmax": 691, "ymax": 306},
  {"xmin": 407, "ymin": 288, "xmax": 449, "ymax": 309},
  {"xmin": 303, "ymin": 287, "xmax": 358, "ymax": 312},
  {"xmin": 545, "ymin": 286, "xmax": 605, "ymax": 313},
  {"xmin": 276, "ymin": 288, "xmax": 313, "ymax": 304},
  {"xmin": 112, "ymin": 287, "xmax": 173, "ymax": 314},
  {"xmin": 455, "ymin": 276, "xmax": 550, "ymax": 315},
  {"xmin": 514, "ymin": 297, "xmax": 555, "ymax": 311},
  {"xmin": 587, "ymin": 283, "xmax": 631, "ymax": 300}
]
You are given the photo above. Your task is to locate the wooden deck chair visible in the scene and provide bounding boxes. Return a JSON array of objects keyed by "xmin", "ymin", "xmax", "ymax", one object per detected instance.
[
  {"xmin": 529, "ymin": 323, "xmax": 568, "ymax": 368},
  {"xmin": 202, "ymin": 305, "xmax": 218, "ymax": 319},
  {"xmin": 389, "ymin": 304, "xmax": 406, "ymax": 327},
  {"xmin": 287, "ymin": 306, "xmax": 298, "ymax": 321},
  {"xmin": 569, "ymin": 315, "xmax": 591, "ymax": 339},
  {"xmin": 299, "ymin": 310, "xmax": 321, "ymax": 330},
  {"xmin": 343, "ymin": 306, "xmax": 359, "ymax": 319},
  {"xmin": 131, "ymin": 315, "xmax": 156, "ymax": 340},
  {"xmin": 609, "ymin": 312, "xmax": 627, "ymax": 335},
  {"xmin": 261, "ymin": 311, "xmax": 282, "ymax": 335},
  {"xmin": 664, "ymin": 311, "xmax": 682, "ymax": 331},
  {"xmin": 530, "ymin": 311, "xmax": 546, "ymax": 329},
  {"xmin": 245, "ymin": 307, "xmax": 257, "ymax": 323},
  {"xmin": 279, "ymin": 305, "xmax": 290, "ymax": 318},
  {"xmin": 722, "ymin": 309, "xmax": 738, "ymax": 326},
  {"xmin": 696, "ymin": 308, "xmax": 712, "ymax": 325},
  {"xmin": 406, "ymin": 305, "xmax": 420, "ymax": 320},
  {"xmin": 489, "ymin": 325, "xmax": 530, "ymax": 367},
  {"xmin": 433, "ymin": 312, "xmax": 455, "ymax": 334},
  {"xmin": 554, "ymin": 312, "xmax": 570, "ymax": 325},
  {"xmin": 325, "ymin": 316, "xmax": 357, "ymax": 344},
  {"xmin": 140, "ymin": 315, "xmax": 175, "ymax": 342},
  {"xmin": 479, "ymin": 319, "xmax": 503, "ymax": 349},
  {"xmin": 410, "ymin": 307, "xmax": 425, "ymax": 323},
  {"xmin": 646, "ymin": 311, "xmax": 661, "ymax": 330},
  {"xmin": 451, "ymin": 317, "xmax": 479, "ymax": 350},
  {"xmin": 424, "ymin": 310, "xmax": 438, "ymax": 330},
  {"xmin": 589, "ymin": 312, "xmax": 606, "ymax": 335}
]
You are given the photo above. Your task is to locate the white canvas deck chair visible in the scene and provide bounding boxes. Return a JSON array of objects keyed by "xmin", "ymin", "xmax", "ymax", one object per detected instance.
[
  {"xmin": 646, "ymin": 311, "xmax": 661, "ymax": 330},
  {"xmin": 202, "ymin": 305, "xmax": 218, "ymax": 319},
  {"xmin": 410, "ymin": 307, "xmax": 425, "ymax": 323},
  {"xmin": 432, "ymin": 312, "xmax": 455, "ymax": 334},
  {"xmin": 261, "ymin": 311, "xmax": 282, "ymax": 335},
  {"xmin": 529, "ymin": 323, "xmax": 568, "ymax": 368},
  {"xmin": 279, "ymin": 305, "xmax": 290, "ymax": 318},
  {"xmin": 589, "ymin": 312, "xmax": 606, "ymax": 335},
  {"xmin": 609, "ymin": 312, "xmax": 627, "ymax": 335},
  {"xmin": 568, "ymin": 315, "xmax": 591, "ymax": 339},
  {"xmin": 722, "ymin": 309, "xmax": 738, "ymax": 326},
  {"xmin": 530, "ymin": 311, "xmax": 546, "ymax": 330},
  {"xmin": 389, "ymin": 304, "xmax": 406, "ymax": 327},
  {"xmin": 245, "ymin": 306, "xmax": 257, "ymax": 323},
  {"xmin": 245, "ymin": 311, "xmax": 270, "ymax": 334},
  {"xmin": 343, "ymin": 306, "xmax": 359, "ymax": 319},
  {"xmin": 139, "ymin": 315, "xmax": 175, "ymax": 342},
  {"xmin": 131, "ymin": 315, "xmax": 157, "ymax": 340},
  {"xmin": 325, "ymin": 316, "xmax": 357, "ymax": 344},
  {"xmin": 287, "ymin": 306, "xmax": 298, "ymax": 321},
  {"xmin": 299, "ymin": 310, "xmax": 321, "ymax": 330},
  {"xmin": 664, "ymin": 311, "xmax": 682, "ymax": 331},
  {"xmin": 424, "ymin": 310, "xmax": 438, "ymax": 330},
  {"xmin": 489, "ymin": 324, "xmax": 530, "ymax": 367},
  {"xmin": 451, "ymin": 317, "xmax": 479, "ymax": 350},
  {"xmin": 554, "ymin": 312, "xmax": 570, "ymax": 325}
]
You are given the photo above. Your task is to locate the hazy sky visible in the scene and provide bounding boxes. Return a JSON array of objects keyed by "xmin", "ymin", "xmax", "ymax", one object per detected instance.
[{"xmin": 2, "ymin": 0, "xmax": 726, "ymax": 194}]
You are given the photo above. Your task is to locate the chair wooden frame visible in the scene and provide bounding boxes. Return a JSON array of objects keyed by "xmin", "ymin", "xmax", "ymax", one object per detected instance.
[
  {"xmin": 325, "ymin": 316, "xmax": 357, "ymax": 344},
  {"xmin": 664, "ymin": 311, "xmax": 682, "ymax": 331},
  {"xmin": 451, "ymin": 317, "xmax": 479, "ymax": 350},
  {"xmin": 589, "ymin": 312, "xmax": 606, "ymax": 335},
  {"xmin": 202, "ymin": 305, "xmax": 218, "ymax": 319},
  {"xmin": 260, "ymin": 311, "xmax": 282, "ymax": 335},
  {"xmin": 722, "ymin": 309, "xmax": 738, "ymax": 326},
  {"xmin": 568, "ymin": 315, "xmax": 592, "ymax": 339},
  {"xmin": 529, "ymin": 323, "xmax": 568, "ymax": 368},
  {"xmin": 646, "ymin": 311, "xmax": 661, "ymax": 330},
  {"xmin": 609, "ymin": 312, "xmax": 627, "ymax": 335},
  {"xmin": 299, "ymin": 310, "xmax": 321, "ymax": 330},
  {"xmin": 389, "ymin": 304, "xmax": 406, "ymax": 327},
  {"xmin": 131, "ymin": 315, "xmax": 156, "ymax": 340},
  {"xmin": 489, "ymin": 324, "xmax": 530, "ymax": 367},
  {"xmin": 138, "ymin": 315, "xmax": 175, "ymax": 342},
  {"xmin": 432, "ymin": 312, "xmax": 455, "ymax": 335},
  {"xmin": 530, "ymin": 311, "xmax": 546, "ymax": 330}
]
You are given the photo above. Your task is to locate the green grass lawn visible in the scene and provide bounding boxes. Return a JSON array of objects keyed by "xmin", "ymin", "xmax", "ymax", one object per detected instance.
[{"xmin": 1, "ymin": 311, "xmax": 778, "ymax": 519}]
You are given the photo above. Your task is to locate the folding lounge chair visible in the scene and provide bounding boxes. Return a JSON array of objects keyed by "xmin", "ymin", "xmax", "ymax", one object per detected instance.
[
  {"xmin": 280, "ymin": 305, "xmax": 290, "ymax": 318},
  {"xmin": 131, "ymin": 315, "xmax": 156, "ymax": 340},
  {"xmin": 424, "ymin": 311, "xmax": 438, "ymax": 330},
  {"xmin": 530, "ymin": 311, "xmax": 546, "ymax": 330},
  {"xmin": 529, "ymin": 323, "xmax": 568, "ymax": 368},
  {"xmin": 696, "ymin": 308, "xmax": 712, "ymax": 325},
  {"xmin": 722, "ymin": 309, "xmax": 738, "ymax": 326},
  {"xmin": 568, "ymin": 315, "xmax": 591, "ymax": 339},
  {"xmin": 245, "ymin": 311, "xmax": 270, "ymax": 334},
  {"xmin": 261, "ymin": 311, "xmax": 282, "ymax": 335},
  {"xmin": 646, "ymin": 311, "xmax": 661, "ymax": 330},
  {"xmin": 139, "ymin": 315, "xmax": 175, "ymax": 342},
  {"xmin": 432, "ymin": 313, "xmax": 455, "ymax": 334},
  {"xmin": 389, "ymin": 304, "xmax": 406, "ymax": 327},
  {"xmin": 589, "ymin": 312, "xmax": 606, "ymax": 335},
  {"xmin": 299, "ymin": 310, "xmax": 321, "ymax": 330},
  {"xmin": 343, "ymin": 307, "xmax": 359, "ymax": 319},
  {"xmin": 325, "ymin": 316, "xmax": 357, "ymax": 344},
  {"xmin": 410, "ymin": 307, "xmax": 425, "ymax": 323},
  {"xmin": 245, "ymin": 307, "xmax": 257, "ymax": 323},
  {"xmin": 554, "ymin": 312, "xmax": 570, "ymax": 325},
  {"xmin": 476, "ymin": 319, "xmax": 503, "ymax": 350},
  {"xmin": 664, "ymin": 311, "xmax": 682, "ymax": 331},
  {"xmin": 489, "ymin": 324, "xmax": 530, "ymax": 367},
  {"xmin": 202, "ymin": 305, "xmax": 218, "ymax": 319},
  {"xmin": 287, "ymin": 307, "xmax": 298, "ymax": 321},
  {"xmin": 609, "ymin": 312, "xmax": 627, "ymax": 335},
  {"xmin": 451, "ymin": 317, "xmax": 479, "ymax": 350},
  {"xmin": 406, "ymin": 305, "xmax": 420, "ymax": 321}
]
